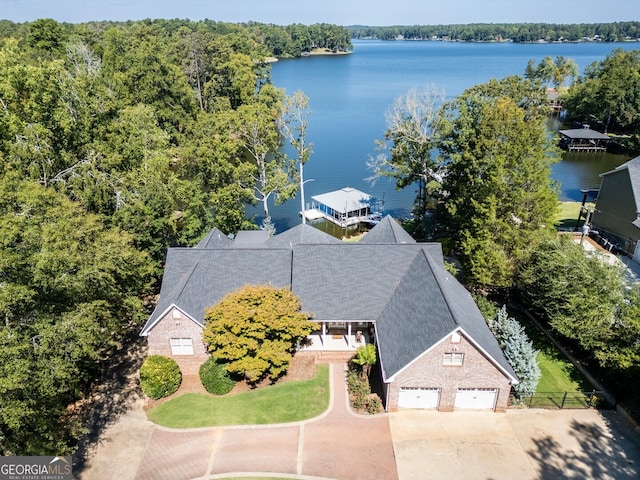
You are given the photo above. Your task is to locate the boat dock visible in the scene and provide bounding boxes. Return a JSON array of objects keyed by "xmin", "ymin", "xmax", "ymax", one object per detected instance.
[{"xmin": 302, "ymin": 187, "xmax": 382, "ymax": 228}]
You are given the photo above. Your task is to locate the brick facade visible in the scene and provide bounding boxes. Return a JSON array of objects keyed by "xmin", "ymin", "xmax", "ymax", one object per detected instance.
[
  {"xmin": 145, "ymin": 307, "xmax": 209, "ymax": 375},
  {"xmin": 385, "ymin": 331, "xmax": 512, "ymax": 412}
]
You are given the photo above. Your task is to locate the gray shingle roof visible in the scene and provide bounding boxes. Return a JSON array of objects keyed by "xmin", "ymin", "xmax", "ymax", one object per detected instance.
[
  {"xmin": 141, "ymin": 248, "xmax": 292, "ymax": 333},
  {"xmin": 266, "ymin": 223, "xmax": 341, "ymax": 247},
  {"xmin": 141, "ymin": 220, "xmax": 516, "ymax": 383},
  {"xmin": 360, "ymin": 215, "xmax": 416, "ymax": 244},
  {"xmin": 601, "ymin": 155, "xmax": 640, "ymax": 213},
  {"xmin": 195, "ymin": 228, "xmax": 233, "ymax": 249}
]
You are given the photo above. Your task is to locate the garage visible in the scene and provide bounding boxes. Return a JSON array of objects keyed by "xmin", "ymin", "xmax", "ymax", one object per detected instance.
[
  {"xmin": 398, "ymin": 387, "xmax": 440, "ymax": 409},
  {"xmin": 454, "ymin": 388, "xmax": 497, "ymax": 410}
]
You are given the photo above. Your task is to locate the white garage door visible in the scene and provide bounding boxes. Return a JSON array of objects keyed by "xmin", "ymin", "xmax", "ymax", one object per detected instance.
[
  {"xmin": 454, "ymin": 388, "xmax": 497, "ymax": 410},
  {"xmin": 398, "ymin": 387, "xmax": 440, "ymax": 409}
]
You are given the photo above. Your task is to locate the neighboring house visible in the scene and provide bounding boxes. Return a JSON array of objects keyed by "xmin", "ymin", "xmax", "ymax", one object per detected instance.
[
  {"xmin": 140, "ymin": 216, "xmax": 518, "ymax": 412},
  {"xmin": 591, "ymin": 155, "xmax": 640, "ymax": 261}
]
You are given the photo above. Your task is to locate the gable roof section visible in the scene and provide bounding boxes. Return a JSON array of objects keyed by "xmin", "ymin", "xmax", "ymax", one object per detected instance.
[
  {"xmin": 195, "ymin": 228, "xmax": 233, "ymax": 249},
  {"xmin": 360, "ymin": 215, "xmax": 416, "ymax": 244},
  {"xmin": 429, "ymin": 258, "xmax": 517, "ymax": 382},
  {"xmin": 376, "ymin": 249, "xmax": 517, "ymax": 382},
  {"xmin": 292, "ymin": 244, "xmax": 428, "ymax": 321},
  {"xmin": 266, "ymin": 223, "xmax": 341, "ymax": 248},
  {"xmin": 375, "ymin": 249, "xmax": 455, "ymax": 379},
  {"xmin": 141, "ymin": 248, "xmax": 292, "ymax": 334},
  {"xmin": 601, "ymin": 155, "xmax": 640, "ymax": 214}
]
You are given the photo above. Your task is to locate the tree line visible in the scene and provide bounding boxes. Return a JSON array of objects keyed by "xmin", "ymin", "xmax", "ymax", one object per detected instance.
[
  {"xmin": 0, "ymin": 18, "xmax": 352, "ymax": 58},
  {"xmin": 349, "ymin": 22, "xmax": 640, "ymax": 43},
  {"xmin": 0, "ymin": 18, "xmax": 327, "ymax": 455}
]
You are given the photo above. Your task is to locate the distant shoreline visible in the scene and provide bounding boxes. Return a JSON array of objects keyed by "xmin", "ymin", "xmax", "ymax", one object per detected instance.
[
  {"xmin": 354, "ymin": 37, "xmax": 640, "ymax": 44},
  {"xmin": 267, "ymin": 47, "xmax": 352, "ymax": 62}
]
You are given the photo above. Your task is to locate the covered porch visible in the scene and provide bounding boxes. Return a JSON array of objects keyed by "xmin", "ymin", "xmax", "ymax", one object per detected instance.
[{"xmin": 301, "ymin": 321, "xmax": 374, "ymax": 351}]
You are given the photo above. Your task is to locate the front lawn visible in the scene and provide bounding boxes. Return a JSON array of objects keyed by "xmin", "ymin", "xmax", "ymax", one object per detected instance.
[{"xmin": 147, "ymin": 364, "xmax": 329, "ymax": 428}]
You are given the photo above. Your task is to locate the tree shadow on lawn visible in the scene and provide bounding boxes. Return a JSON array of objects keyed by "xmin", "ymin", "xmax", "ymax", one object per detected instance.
[
  {"xmin": 527, "ymin": 415, "xmax": 640, "ymax": 479},
  {"xmin": 515, "ymin": 310, "xmax": 594, "ymax": 392},
  {"xmin": 72, "ymin": 336, "xmax": 148, "ymax": 475}
]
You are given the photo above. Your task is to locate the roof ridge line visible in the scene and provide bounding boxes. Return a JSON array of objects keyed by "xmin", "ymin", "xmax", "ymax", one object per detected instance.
[{"xmin": 421, "ymin": 249, "xmax": 459, "ymax": 325}]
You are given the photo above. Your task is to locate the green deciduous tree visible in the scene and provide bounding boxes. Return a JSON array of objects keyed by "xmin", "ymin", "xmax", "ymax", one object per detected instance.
[
  {"xmin": 438, "ymin": 76, "xmax": 559, "ymax": 288},
  {"xmin": 203, "ymin": 285, "xmax": 314, "ymax": 384},
  {"xmin": 525, "ymin": 55, "xmax": 578, "ymax": 90},
  {"xmin": 0, "ymin": 175, "xmax": 153, "ymax": 455},
  {"xmin": 518, "ymin": 235, "xmax": 624, "ymax": 352},
  {"xmin": 563, "ymin": 49, "xmax": 640, "ymax": 134},
  {"xmin": 234, "ymin": 101, "xmax": 298, "ymax": 231},
  {"xmin": 368, "ymin": 85, "xmax": 445, "ymax": 221}
]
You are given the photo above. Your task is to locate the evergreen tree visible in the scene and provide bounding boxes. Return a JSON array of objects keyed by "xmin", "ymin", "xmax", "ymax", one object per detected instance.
[{"xmin": 491, "ymin": 307, "xmax": 540, "ymax": 398}]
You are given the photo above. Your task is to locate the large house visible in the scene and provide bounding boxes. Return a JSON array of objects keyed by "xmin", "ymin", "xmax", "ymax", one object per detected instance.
[
  {"xmin": 140, "ymin": 216, "xmax": 518, "ymax": 412},
  {"xmin": 591, "ymin": 155, "xmax": 640, "ymax": 261}
]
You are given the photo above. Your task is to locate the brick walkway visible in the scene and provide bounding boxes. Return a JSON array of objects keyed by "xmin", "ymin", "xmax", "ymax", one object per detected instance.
[{"xmin": 134, "ymin": 363, "xmax": 397, "ymax": 480}]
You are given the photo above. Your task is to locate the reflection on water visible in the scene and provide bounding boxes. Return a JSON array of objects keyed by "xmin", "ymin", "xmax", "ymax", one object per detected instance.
[
  {"xmin": 307, "ymin": 218, "xmax": 370, "ymax": 239},
  {"xmin": 553, "ymin": 151, "xmax": 630, "ymax": 201}
]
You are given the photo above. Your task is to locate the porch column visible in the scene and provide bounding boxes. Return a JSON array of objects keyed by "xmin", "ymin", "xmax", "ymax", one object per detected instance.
[{"xmin": 347, "ymin": 323, "xmax": 352, "ymax": 346}]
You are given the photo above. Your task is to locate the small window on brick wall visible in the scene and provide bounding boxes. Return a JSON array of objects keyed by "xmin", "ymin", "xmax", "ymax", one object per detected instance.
[
  {"xmin": 443, "ymin": 352, "xmax": 464, "ymax": 366},
  {"xmin": 170, "ymin": 337, "xmax": 194, "ymax": 355}
]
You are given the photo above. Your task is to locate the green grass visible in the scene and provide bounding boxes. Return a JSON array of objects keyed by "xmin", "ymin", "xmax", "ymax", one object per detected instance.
[
  {"xmin": 555, "ymin": 201, "xmax": 595, "ymax": 230},
  {"xmin": 147, "ymin": 364, "xmax": 329, "ymax": 428},
  {"xmin": 513, "ymin": 311, "xmax": 593, "ymax": 393}
]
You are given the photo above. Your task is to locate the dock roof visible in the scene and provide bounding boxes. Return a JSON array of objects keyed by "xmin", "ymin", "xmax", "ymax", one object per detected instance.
[
  {"xmin": 311, "ymin": 187, "xmax": 376, "ymax": 214},
  {"xmin": 559, "ymin": 128, "xmax": 610, "ymax": 140}
]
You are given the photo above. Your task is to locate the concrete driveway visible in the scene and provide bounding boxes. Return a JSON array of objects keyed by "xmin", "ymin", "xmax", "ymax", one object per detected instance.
[{"xmin": 390, "ymin": 408, "xmax": 640, "ymax": 480}]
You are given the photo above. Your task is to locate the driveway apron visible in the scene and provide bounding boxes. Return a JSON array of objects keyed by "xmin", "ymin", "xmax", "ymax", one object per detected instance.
[{"xmin": 134, "ymin": 363, "xmax": 398, "ymax": 480}]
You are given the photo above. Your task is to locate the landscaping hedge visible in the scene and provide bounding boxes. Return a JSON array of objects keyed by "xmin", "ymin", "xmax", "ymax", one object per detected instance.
[
  {"xmin": 199, "ymin": 357, "xmax": 236, "ymax": 395},
  {"xmin": 140, "ymin": 355, "xmax": 182, "ymax": 399}
]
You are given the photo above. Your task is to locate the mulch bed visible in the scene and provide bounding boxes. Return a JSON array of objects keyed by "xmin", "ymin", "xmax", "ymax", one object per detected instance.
[{"xmin": 145, "ymin": 354, "xmax": 318, "ymax": 411}]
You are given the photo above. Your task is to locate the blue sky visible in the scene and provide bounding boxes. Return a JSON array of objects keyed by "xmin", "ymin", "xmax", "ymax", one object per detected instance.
[{"xmin": 0, "ymin": 0, "xmax": 637, "ymax": 25}]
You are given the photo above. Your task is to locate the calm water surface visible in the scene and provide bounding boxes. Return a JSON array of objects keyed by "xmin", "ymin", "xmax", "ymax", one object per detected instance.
[{"xmin": 255, "ymin": 40, "xmax": 638, "ymax": 231}]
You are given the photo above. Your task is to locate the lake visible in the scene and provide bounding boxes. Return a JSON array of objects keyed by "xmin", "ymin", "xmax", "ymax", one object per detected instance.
[{"xmin": 254, "ymin": 39, "xmax": 638, "ymax": 231}]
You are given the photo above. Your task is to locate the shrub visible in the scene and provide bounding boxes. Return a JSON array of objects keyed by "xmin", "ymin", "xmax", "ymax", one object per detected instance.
[
  {"xmin": 140, "ymin": 355, "xmax": 182, "ymax": 400},
  {"xmin": 199, "ymin": 357, "xmax": 236, "ymax": 395},
  {"xmin": 346, "ymin": 367, "xmax": 382, "ymax": 414}
]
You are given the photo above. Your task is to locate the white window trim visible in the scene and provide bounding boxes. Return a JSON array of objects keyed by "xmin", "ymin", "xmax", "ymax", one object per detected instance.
[
  {"xmin": 443, "ymin": 352, "xmax": 464, "ymax": 366},
  {"xmin": 170, "ymin": 337, "xmax": 194, "ymax": 355}
]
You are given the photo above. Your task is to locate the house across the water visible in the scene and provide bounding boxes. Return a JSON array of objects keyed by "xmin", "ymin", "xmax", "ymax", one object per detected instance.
[
  {"xmin": 559, "ymin": 126, "xmax": 610, "ymax": 152},
  {"xmin": 140, "ymin": 216, "xmax": 518, "ymax": 412},
  {"xmin": 303, "ymin": 187, "xmax": 382, "ymax": 227}
]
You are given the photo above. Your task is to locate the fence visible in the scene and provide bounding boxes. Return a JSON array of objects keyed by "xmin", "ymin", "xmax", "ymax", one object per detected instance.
[{"xmin": 515, "ymin": 391, "xmax": 613, "ymax": 410}]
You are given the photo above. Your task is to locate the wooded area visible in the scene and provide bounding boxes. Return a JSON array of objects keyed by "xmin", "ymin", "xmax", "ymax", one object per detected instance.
[
  {"xmin": 349, "ymin": 22, "xmax": 640, "ymax": 43},
  {"xmin": 0, "ymin": 18, "xmax": 346, "ymax": 455}
]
